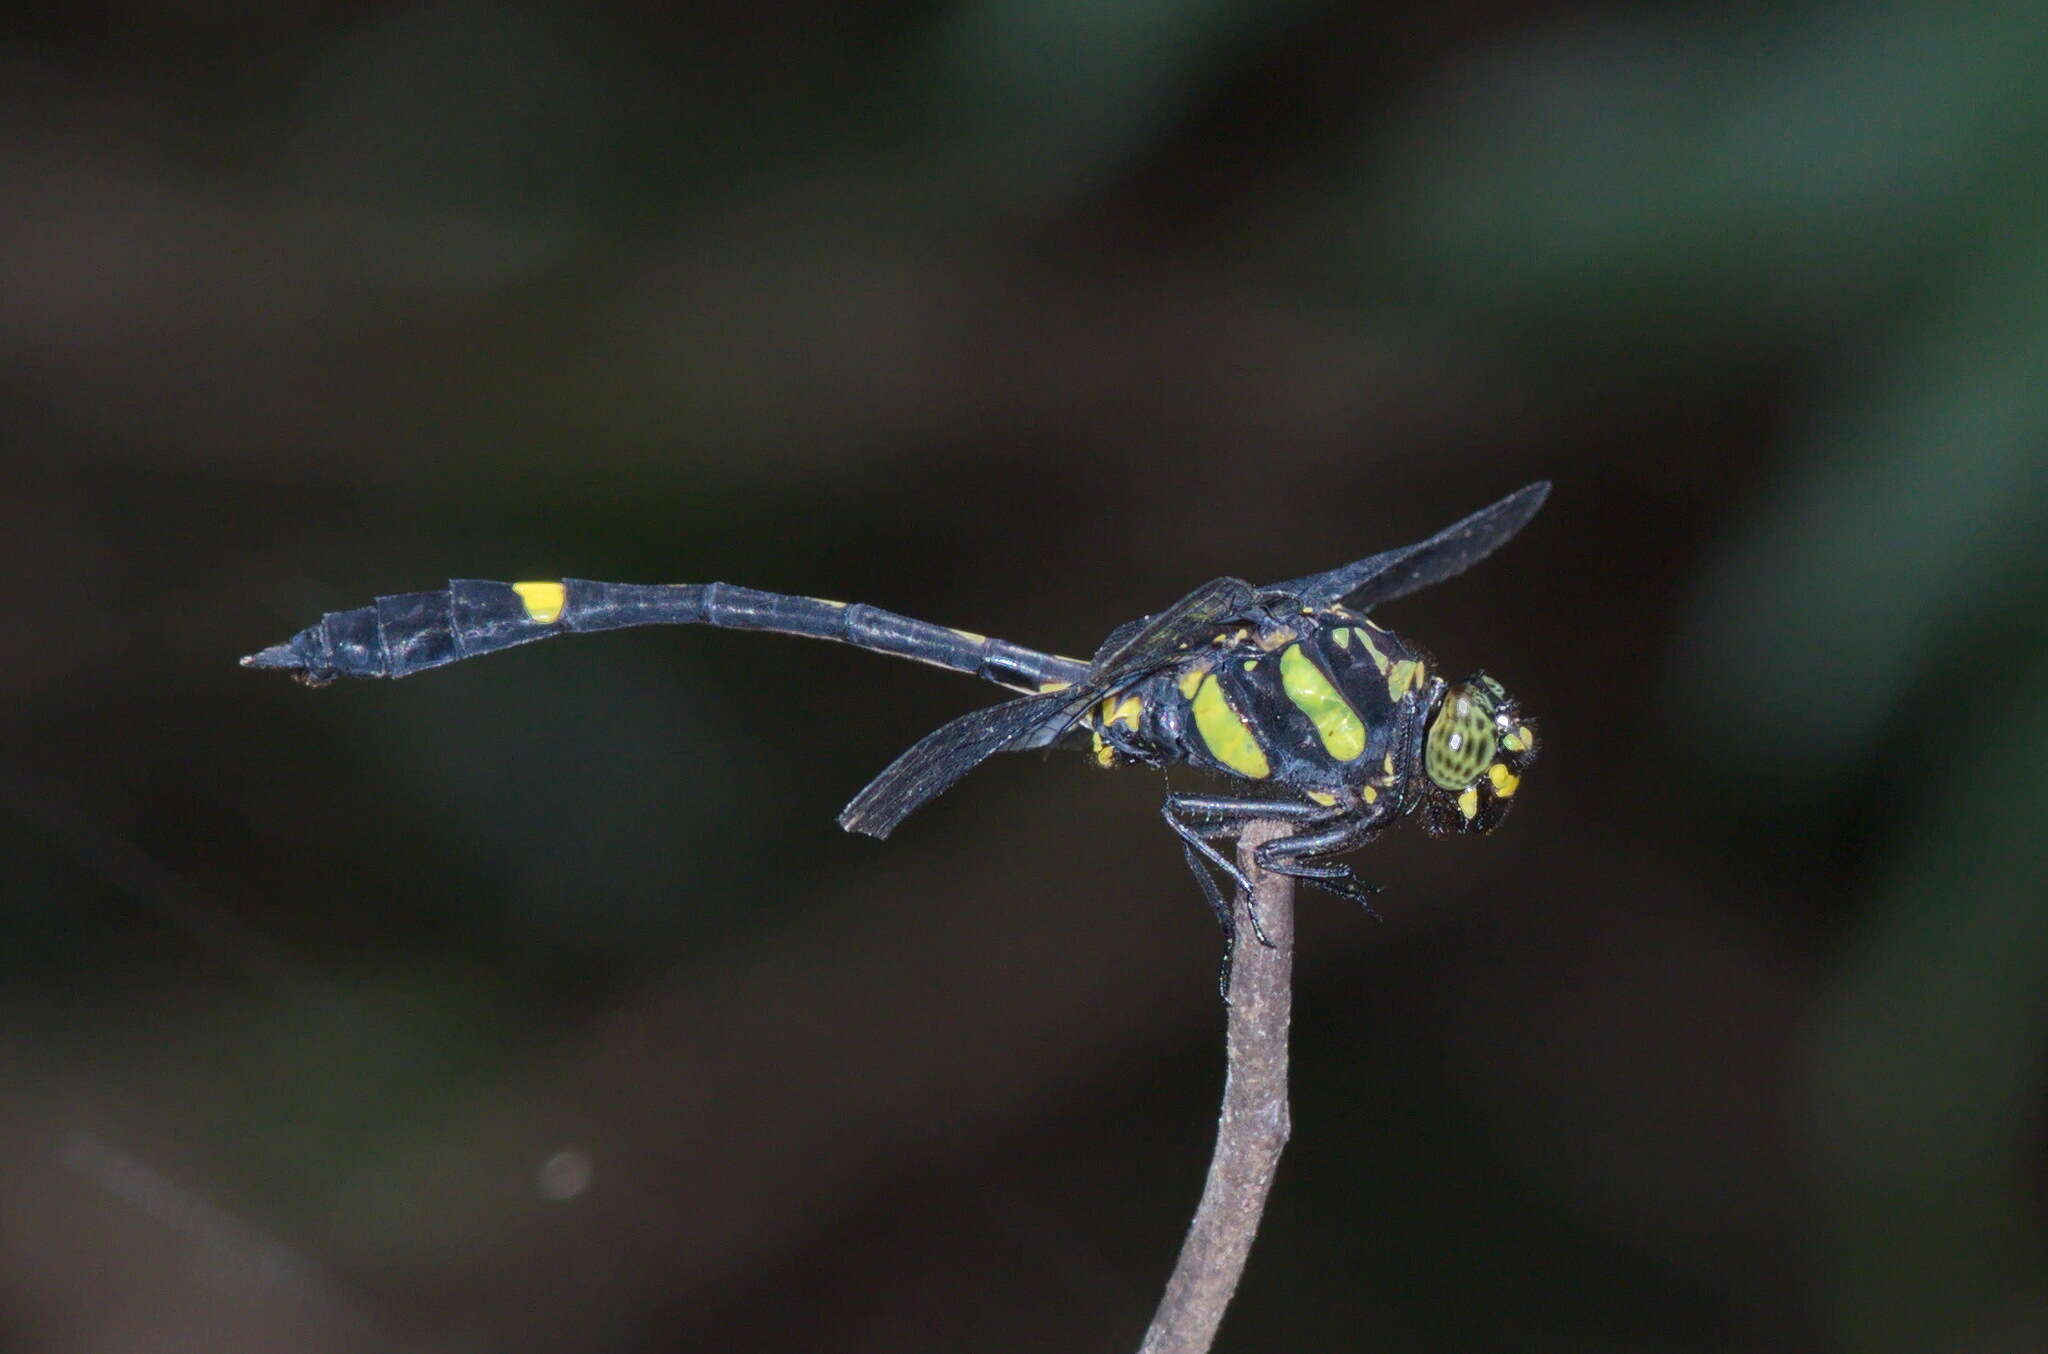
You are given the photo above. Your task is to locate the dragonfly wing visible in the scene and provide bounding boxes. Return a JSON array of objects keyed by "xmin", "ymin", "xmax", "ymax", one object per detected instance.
[
  {"xmin": 1264, "ymin": 482, "xmax": 1550, "ymax": 611},
  {"xmin": 838, "ymin": 690, "xmax": 1093, "ymax": 839},
  {"xmin": 845, "ymin": 574, "xmax": 1280, "ymax": 839},
  {"xmin": 1086, "ymin": 577, "xmax": 1259, "ymax": 682}
]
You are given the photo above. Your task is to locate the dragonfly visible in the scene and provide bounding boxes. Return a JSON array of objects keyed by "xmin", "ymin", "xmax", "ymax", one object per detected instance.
[{"xmin": 245, "ymin": 482, "xmax": 1547, "ymax": 990}]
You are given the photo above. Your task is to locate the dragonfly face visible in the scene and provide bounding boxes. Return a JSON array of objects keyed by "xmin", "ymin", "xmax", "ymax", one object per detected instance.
[
  {"xmin": 1415, "ymin": 673, "xmax": 1534, "ymax": 836},
  {"xmin": 244, "ymin": 483, "xmax": 1550, "ymax": 995}
]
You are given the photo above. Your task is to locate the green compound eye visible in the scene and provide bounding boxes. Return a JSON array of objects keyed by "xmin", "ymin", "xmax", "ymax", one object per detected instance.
[{"xmin": 1426, "ymin": 686, "xmax": 1498, "ymax": 790}]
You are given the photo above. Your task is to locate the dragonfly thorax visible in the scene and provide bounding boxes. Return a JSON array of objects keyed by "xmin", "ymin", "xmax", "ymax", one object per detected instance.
[{"xmin": 1086, "ymin": 610, "xmax": 1429, "ymax": 806}]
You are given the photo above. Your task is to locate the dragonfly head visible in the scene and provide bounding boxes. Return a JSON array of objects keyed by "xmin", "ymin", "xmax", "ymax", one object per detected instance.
[{"xmin": 1416, "ymin": 673, "xmax": 1534, "ymax": 836}]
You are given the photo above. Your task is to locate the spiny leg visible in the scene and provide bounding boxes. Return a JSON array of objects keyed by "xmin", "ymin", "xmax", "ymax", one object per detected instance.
[
  {"xmin": 1161, "ymin": 798, "xmax": 1252, "ymax": 911},
  {"xmin": 1252, "ymin": 813, "xmax": 1391, "ymax": 916},
  {"xmin": 1163, "ymin": 794, "xmax": 1333, "ymax": 949},
  {"xmin": 1179, "ymin": 843, "xmax": 1238, "ymax": 1000}
]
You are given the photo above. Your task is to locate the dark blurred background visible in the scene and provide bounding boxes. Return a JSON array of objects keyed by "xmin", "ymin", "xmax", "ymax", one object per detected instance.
[{"xmin": 5, "ymin": 1, "xmax": 2047, "ymax": 1351}]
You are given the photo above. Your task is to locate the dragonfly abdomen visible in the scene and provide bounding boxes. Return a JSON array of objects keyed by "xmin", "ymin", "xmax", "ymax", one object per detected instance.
[{"xmin": 241, "ymin": 579, "xmax": 1088, "ymax": 693}]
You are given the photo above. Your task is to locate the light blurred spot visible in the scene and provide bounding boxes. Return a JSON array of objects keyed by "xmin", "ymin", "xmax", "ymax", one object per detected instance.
[
  {"xmin": 1668, "ymin": 239, "xmax": 2048, "ymax": 791},
  {"xmin": 537, "ymin": 1146, "xmax": 593, "ymax": 1200},
  {"xmin": 928, "ymin": 0, "xmax": 1317, "ymax": 206}
]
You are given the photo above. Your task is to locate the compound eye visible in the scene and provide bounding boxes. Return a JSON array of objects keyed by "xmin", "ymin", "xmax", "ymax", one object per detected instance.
[{"xmin": 1426, "ymin": 686, "xmax": 1497, "ymax": 790}]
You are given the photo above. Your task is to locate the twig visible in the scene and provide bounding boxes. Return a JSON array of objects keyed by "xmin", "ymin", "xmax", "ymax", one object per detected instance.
[{"xmin": 1138, "ymin": 819, "xmax": 1296, "ymax": 1354}]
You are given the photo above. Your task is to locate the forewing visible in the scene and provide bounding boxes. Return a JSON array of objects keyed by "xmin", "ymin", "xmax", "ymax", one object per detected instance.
[
  {"xmin": 1264, "ymin": 482, "xmax": 1550, "ymax": 610},
  {"xmin": 842, "ymin": 576, "xmax": 1262, "ymax": 839},
  {"xmin": 1087, "ymin": 577, "xmax": 1258, "ymax": 682},
  {"xmin": 837, "ymin": 690, "xmax": 1091, "ymax": 839}
]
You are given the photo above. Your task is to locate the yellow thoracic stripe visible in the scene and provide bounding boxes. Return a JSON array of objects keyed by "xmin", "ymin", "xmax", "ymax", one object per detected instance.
[
  {"xmin": 1190, "ymin": 674, "xmax": 1271, "ymax": 779},
  {"xmin": 1386, "ymin": 658, "xmax": 1424, "ymax": 703},
  {"xmin": 1279, "ymin": 644, "xmax": 1365, "ymax": 761},
  {"xmin": 1356, "ymin": 628, "xmax": 1391, "ymax": 675}
]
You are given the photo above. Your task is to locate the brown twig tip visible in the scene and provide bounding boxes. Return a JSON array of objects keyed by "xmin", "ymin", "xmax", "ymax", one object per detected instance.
[{"xmin": 1138, "ymin": 819, "xmax": 1297, "ymax": 1354}]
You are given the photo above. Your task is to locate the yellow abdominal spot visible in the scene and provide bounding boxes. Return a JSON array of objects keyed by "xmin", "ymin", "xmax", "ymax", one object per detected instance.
[
  {"xmin": 809, "ymin": 597, "xmax": 848, "ymax": 608},
  {"xmin": 951, "ymin": 628, "xmax": 986, "ymax": 644},
  {"xmin": 1383, "ymin": 753, "xmax": 1395, "ymax": 776},
  {"xmin": 1363, "ymin": 785, "xmax": 1377, "ymax": 804},
  {"xmin": 1457, "ymin": 787, "xmax": 1480, "ymax": 820},
  {"xmin": 513, "ymin": 581, "xmax": 566, "ymax": 624},
  {"xmin": 1279, "ymin": 644, "xmax": 1365, "ymax": 761},
  {"xmin": 1306, "ymin": 790, "xmax": 1337, "ymax": 807},
  {"xmin": 1191, "ymin": 674, "xmax": 1271, "ymax": 779},
  {"xmin": 1489, "ymin": 763, "xmax": 1519, "ymax": 797}
]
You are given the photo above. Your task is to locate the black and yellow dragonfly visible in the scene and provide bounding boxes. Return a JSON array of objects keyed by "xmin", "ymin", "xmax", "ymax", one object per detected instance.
[{"xmin": 246, "ymin": 483, "xmax": 1547, "ymax": 987}]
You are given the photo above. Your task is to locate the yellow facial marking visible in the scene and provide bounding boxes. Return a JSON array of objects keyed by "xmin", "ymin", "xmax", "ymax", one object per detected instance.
[
  {"xmin": 1279, "ymin": 643, "xmax": 1365, "ymax": 761},
  {"xmin": 1176, "ymin": 661, "xmax": 1212, "ymax": 700},
  {"xmin": 1191, "ymin": 674, "xmax": 1271, "ymax": 779},
  {"xmin": 1488, "ymin": 763, "xmax": 1519, "ymax": 797},
  {"xmin": 1357, "ymin": 629, "xmax": 1391, "ymax": 675},
  {"xmin": 1105, "ymin": 694, "xmax": 1142, "ymax": 731},
  {"xmin": 1458, "ymin": 786, "xmax": 1480, "ymax": 820},
  {"xmin": 1306, "ymin": 790, "xmax": 1337, "ymax": 807},
  {"xmin": 1362, "ymin": 785, "xmax": 1377, "ymax": 804},
  {"xmin": 513, "ymin": 581, "xmax": 566, "ymax": 624},
  {"xmin": 1386, "ymin": 659, "xmax": 1423, "ymax": 703},
  {"xmin": 1038, "ymin": 680, "xmax": 1072, "ymax": 693},
  {"xmin": 1332, "ymin": 627, "xmax": 1351, "ymax": 648}
]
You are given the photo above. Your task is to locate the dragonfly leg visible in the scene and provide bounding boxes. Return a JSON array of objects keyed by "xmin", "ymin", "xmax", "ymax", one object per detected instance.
[
  {"xmin": 1251, "ymin": 812, "xmax": 1393, "ymax": 916},
  {"xmin": 1179, "ymin": 842, "xmax": 1238, "ymax": 1001},
  {"xmin": 1162, "ymin": 795, "xmax": 1335, "ymax": 949}
]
